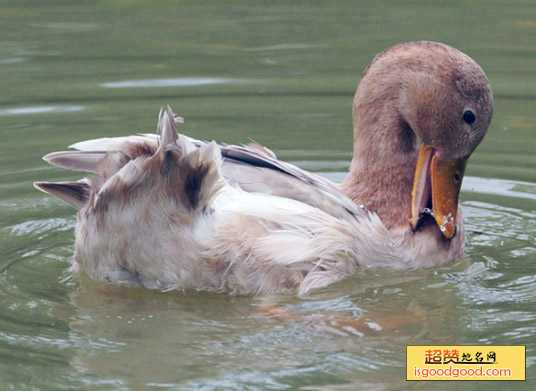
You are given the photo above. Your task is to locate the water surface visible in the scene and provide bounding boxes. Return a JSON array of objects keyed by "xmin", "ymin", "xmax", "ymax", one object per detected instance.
[{"xmin": 1, "ymin": 1, "xmax": 535, "ymax": 390}]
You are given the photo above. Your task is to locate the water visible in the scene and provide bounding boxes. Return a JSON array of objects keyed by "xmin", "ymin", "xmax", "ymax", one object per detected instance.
[{"xmin": 1, "ymin": 0, "xmax": 535, "ymax": 389}]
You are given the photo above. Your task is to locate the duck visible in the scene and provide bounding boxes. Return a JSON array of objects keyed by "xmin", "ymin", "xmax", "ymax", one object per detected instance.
[{"xmin": 34, "ymin": 41, "xmax": 493, "ymax": 296}]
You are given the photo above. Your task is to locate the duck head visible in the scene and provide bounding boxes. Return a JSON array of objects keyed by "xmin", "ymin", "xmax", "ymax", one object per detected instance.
[{"xmin": 344, "ymin": 41, "xmax": 493, "ymax": 241}]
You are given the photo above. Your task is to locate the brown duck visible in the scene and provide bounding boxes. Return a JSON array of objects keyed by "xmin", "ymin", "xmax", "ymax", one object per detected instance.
[{"xmin": 35, "ymin": 41, "xmax": 493, "ymax": 296}]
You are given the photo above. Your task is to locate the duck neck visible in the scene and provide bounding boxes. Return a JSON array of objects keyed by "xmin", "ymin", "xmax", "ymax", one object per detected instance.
[{"xmin": 341, "ymin": 94, "xmax": 419, "ymax": 232}]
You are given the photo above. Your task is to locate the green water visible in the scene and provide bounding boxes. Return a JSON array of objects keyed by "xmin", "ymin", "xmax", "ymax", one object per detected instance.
[{"xmin": 1, "ymin": 1, "xmax": 535, "ymax": 390}]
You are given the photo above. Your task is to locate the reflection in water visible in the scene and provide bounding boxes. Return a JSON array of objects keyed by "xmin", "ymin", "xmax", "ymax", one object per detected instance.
[
  {"xmin": 464, "ymin": 177, "xmax": 536, "ymax": 201},
  {"xmin": 246, "ymin": 43, "xmax": 323, "ymax": 51},
  {"xmin": 0, "ymin": 106, "xmax": 85, "ymax": 116},
  {"xmin": 101, "ymin": 78, "xmax": 251, "ymax": 89},
  {"xmin": 62, "ymin": 275, "xmax": 438, "ymax": 390},
  {"xmin": 0, "ymin": 57, "xmax": 26, "ymax": 64}
]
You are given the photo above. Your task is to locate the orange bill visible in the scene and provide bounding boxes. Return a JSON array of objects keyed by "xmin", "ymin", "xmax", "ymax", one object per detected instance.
[
  {"xmin": 430, "ymin": 154, "xmax": 467, "ymax": 239},
  {"xmin": 410, "ymin": 145, "xmax": 434, "ymax": 230},
  {"xmin": 410, "ymin": 144, "xmax": 467, "ymax": 239}
]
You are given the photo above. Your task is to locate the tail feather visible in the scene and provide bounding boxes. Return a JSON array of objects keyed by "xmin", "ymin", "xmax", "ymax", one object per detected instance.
[
  {"xmin": 36, "ymin": 107, "xmax": 224, "ymax": 213},
  {"xmin": 156, "ymin": 107, "xmax": 179, "ymax": 156},
  {"xmin": 69, "ymin": 135, "xmax": 156, "ymax": 152},
  {"xmin": 33, "ymin": 180, "xmax": 90, "ymax": 209},
  {"xmin": 179, "ymin": 141, "xmax": 223, "ymax": 211},
  {"xmin": 151, "ymin": 108, "xmax": 223, "ymax": 211},
  {"xmin": 43, "ymin": 150, "xmax": 108, "ymax": 173}
]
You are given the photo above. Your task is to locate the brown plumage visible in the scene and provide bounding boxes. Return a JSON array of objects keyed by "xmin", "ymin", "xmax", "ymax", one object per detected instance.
[{"xmin": 35, "ymin": 42, "xmax": 493, "ymax": 295}]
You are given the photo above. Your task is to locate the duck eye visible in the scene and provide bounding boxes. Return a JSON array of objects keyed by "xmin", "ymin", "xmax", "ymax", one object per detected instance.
[{"xmin": 462, "ymin": 110, "xmax": 476, "ymax": 125}]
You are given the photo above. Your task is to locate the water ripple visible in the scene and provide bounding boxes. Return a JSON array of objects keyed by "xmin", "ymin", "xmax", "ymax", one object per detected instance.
[
  {"xmin": 8, "ymin": 218, "xmax": 75, "ymax": 237},
  {"xmin": 463, "ymin": 176, "xmax": 536, "ymax": 201},
  {"xmin": 101, "ymin": 78, "xmax": 252, "ymax": 89},
  {"xmin": 0, "ymin": 57, "xmax": 26, "ymax": 64},
  {"xmin": 0, "ymin": 106, "xmax": 85, "ymax": 116},
  {"xmin": 247, "ymin": 43, "xmax": 323, "ymax": 51}
]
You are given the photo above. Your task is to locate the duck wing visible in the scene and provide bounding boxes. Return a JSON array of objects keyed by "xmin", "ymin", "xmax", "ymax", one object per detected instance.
[
  {"xmin": 40, "ymin": 122, "xmax": 362, "ymax": 219},
  {"xmin": 218, "ymin": 144, "xmax": 362, "ymax": 218}
]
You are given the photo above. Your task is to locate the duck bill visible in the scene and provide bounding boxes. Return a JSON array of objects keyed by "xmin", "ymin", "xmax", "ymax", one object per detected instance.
[{"xmin": 410, "ymin": 145, "xmax": 467, "ymax": 239}]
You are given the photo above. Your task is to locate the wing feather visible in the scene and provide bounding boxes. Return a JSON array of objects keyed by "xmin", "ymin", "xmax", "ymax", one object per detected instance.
[{"xmin": 43, "ymin": 124, "xmax": 361, "ymax": 218}]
